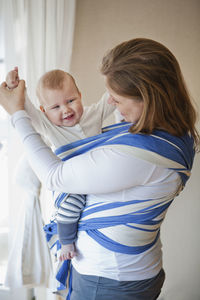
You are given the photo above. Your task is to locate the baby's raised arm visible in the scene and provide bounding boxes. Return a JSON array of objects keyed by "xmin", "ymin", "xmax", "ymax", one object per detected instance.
[
  {"xmin": 5, "ymin": 68, "xmax": 48, "ymax": 140},
  {"xmin": 6, "ymin": 67, "xmax": 20, "ymax": 89}
]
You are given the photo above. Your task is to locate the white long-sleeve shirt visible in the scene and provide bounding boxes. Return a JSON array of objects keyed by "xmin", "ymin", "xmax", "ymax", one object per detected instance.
[{"xmin": 11, "ymin": 110, "xmax": 181, "ymax": 281}]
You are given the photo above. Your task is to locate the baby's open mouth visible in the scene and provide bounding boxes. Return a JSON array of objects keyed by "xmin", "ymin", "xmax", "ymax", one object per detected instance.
[{"xmin": 64, "ymin": 113, "xmax": 74, "ymax": 120}]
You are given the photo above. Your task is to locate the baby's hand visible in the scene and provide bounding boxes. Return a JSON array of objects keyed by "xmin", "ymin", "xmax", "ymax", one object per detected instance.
[
  {"xmin": 6, "ymin": 67, "xmax": 19, "ymax": 89},
  {"xmin": 59, "ymin": 243, "xmax": 77, "ymax": 261}
]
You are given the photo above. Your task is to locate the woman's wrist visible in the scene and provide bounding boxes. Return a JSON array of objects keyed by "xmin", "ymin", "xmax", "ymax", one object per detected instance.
[{"xmin": 9, "ymin": 106, "xmax": 25, "ymax": 115}]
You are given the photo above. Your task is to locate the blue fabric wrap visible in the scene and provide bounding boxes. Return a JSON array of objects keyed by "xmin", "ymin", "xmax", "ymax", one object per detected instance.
[
  {"xmin": 78, "ymin": 199, "xmax": 172, "ymax": 254},
  {"xmin": 44, "ymin": 122, "xmax": 195, "ymax": 297}
]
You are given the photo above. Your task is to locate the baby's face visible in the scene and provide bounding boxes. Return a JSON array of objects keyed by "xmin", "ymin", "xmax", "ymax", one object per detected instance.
[{"xmin": 40, "ymin": 77, "xmax": 83, "ymax": 127}]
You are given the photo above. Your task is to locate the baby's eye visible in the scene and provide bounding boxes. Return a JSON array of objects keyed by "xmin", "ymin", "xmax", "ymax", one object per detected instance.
[
  {"xmin": 52, "ymin": 105, "xmax": 59, "ymax": 109},
  {"xmin": 67, "ymin": 99, "xmax": 75, "ymax": 104}
]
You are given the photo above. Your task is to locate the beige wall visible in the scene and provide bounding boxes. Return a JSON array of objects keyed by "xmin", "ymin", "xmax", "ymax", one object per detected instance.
[{"xmin": 70, "ymin": 1, "xmax": 200, "ymax": 299}]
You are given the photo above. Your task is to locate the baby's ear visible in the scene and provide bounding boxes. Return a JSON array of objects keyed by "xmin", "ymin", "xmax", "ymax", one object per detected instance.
[{"xmin": 39, "ymin": 105, "xmax": 45, "ymax": 112}]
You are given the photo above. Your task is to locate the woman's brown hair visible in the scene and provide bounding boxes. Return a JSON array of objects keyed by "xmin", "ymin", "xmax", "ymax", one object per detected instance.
[{"xmin": 101, "ymin": 38, "xmax": 199, "ymax": 149}]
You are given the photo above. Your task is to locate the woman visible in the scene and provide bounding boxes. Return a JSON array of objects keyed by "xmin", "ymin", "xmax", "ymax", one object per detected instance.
[{"xmin": 0, "ymin": 38, "xmax": 199, "ymax": 300}]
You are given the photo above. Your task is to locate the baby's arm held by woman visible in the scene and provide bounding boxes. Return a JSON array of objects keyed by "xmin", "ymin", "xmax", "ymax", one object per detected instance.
[{"xmin": 6, "ymin": 66, "xmax": 19, "ymax": 89}]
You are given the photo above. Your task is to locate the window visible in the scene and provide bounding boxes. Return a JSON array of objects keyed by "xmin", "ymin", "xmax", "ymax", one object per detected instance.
[{"xmin": 0, "ymin": 19, "xmax": 9, "ymax": 285}]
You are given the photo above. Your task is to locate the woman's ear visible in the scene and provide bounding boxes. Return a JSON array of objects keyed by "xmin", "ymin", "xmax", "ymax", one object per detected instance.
[{"xmin": 39, "ymin": 105, "xmax": 45, "ymax": 113}]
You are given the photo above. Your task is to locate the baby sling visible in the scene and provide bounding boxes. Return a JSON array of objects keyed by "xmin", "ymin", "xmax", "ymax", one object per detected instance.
[{"xmin": 43, "ymin": 122, "xmax": 195, "ymax": 299}]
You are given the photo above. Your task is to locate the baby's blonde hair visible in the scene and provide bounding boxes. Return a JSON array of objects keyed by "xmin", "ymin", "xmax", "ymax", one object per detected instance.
[{"xmin": 36, "ymin": 69, "xmax": 79, "ymax": 103}]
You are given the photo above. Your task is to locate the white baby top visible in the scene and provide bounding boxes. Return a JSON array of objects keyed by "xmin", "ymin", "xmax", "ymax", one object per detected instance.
[{"xmin": 25, "ymin": 92, "xmax": 114, "ymax": 150}]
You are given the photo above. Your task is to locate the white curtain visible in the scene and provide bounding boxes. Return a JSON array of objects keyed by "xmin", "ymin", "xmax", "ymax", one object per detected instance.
[
  {"xmin": 3, "ymin": 0, "xmax": 76, "ymax": 102},
  {"xmin": 1, "ymin": 0, "xmax": 76, "ymax": 292},
  {"xmin": 5, "ymin": 156, "xmax": 53, "ymax": 288}
]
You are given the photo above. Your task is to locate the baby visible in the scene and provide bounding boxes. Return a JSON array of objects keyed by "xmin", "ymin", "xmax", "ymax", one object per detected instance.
[{"xmin": 6, "ymin": 67, "xmax": 114, "ymax": 261}]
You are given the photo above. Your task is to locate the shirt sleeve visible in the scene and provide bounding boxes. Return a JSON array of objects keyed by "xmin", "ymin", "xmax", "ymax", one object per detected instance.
[
  {"xmin": 11, "ymin": 110, "xmax": 158, "ymax": 195},
  {"xmin": 24, "ymin": 91, "xmax": 45, "ymax": 134},
  {"xmin": 24, "ymin": 92, "xmax": 53, "ymax": 147},
  {"xmin": 90, "ymin": 92, "xmax": 115, "ymax": 121}
]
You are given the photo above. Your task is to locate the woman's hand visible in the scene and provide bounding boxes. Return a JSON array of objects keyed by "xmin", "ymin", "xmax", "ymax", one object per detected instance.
[{"xmin": 0, "ymin": 80, "xmax": 25, "ymax": 115}]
